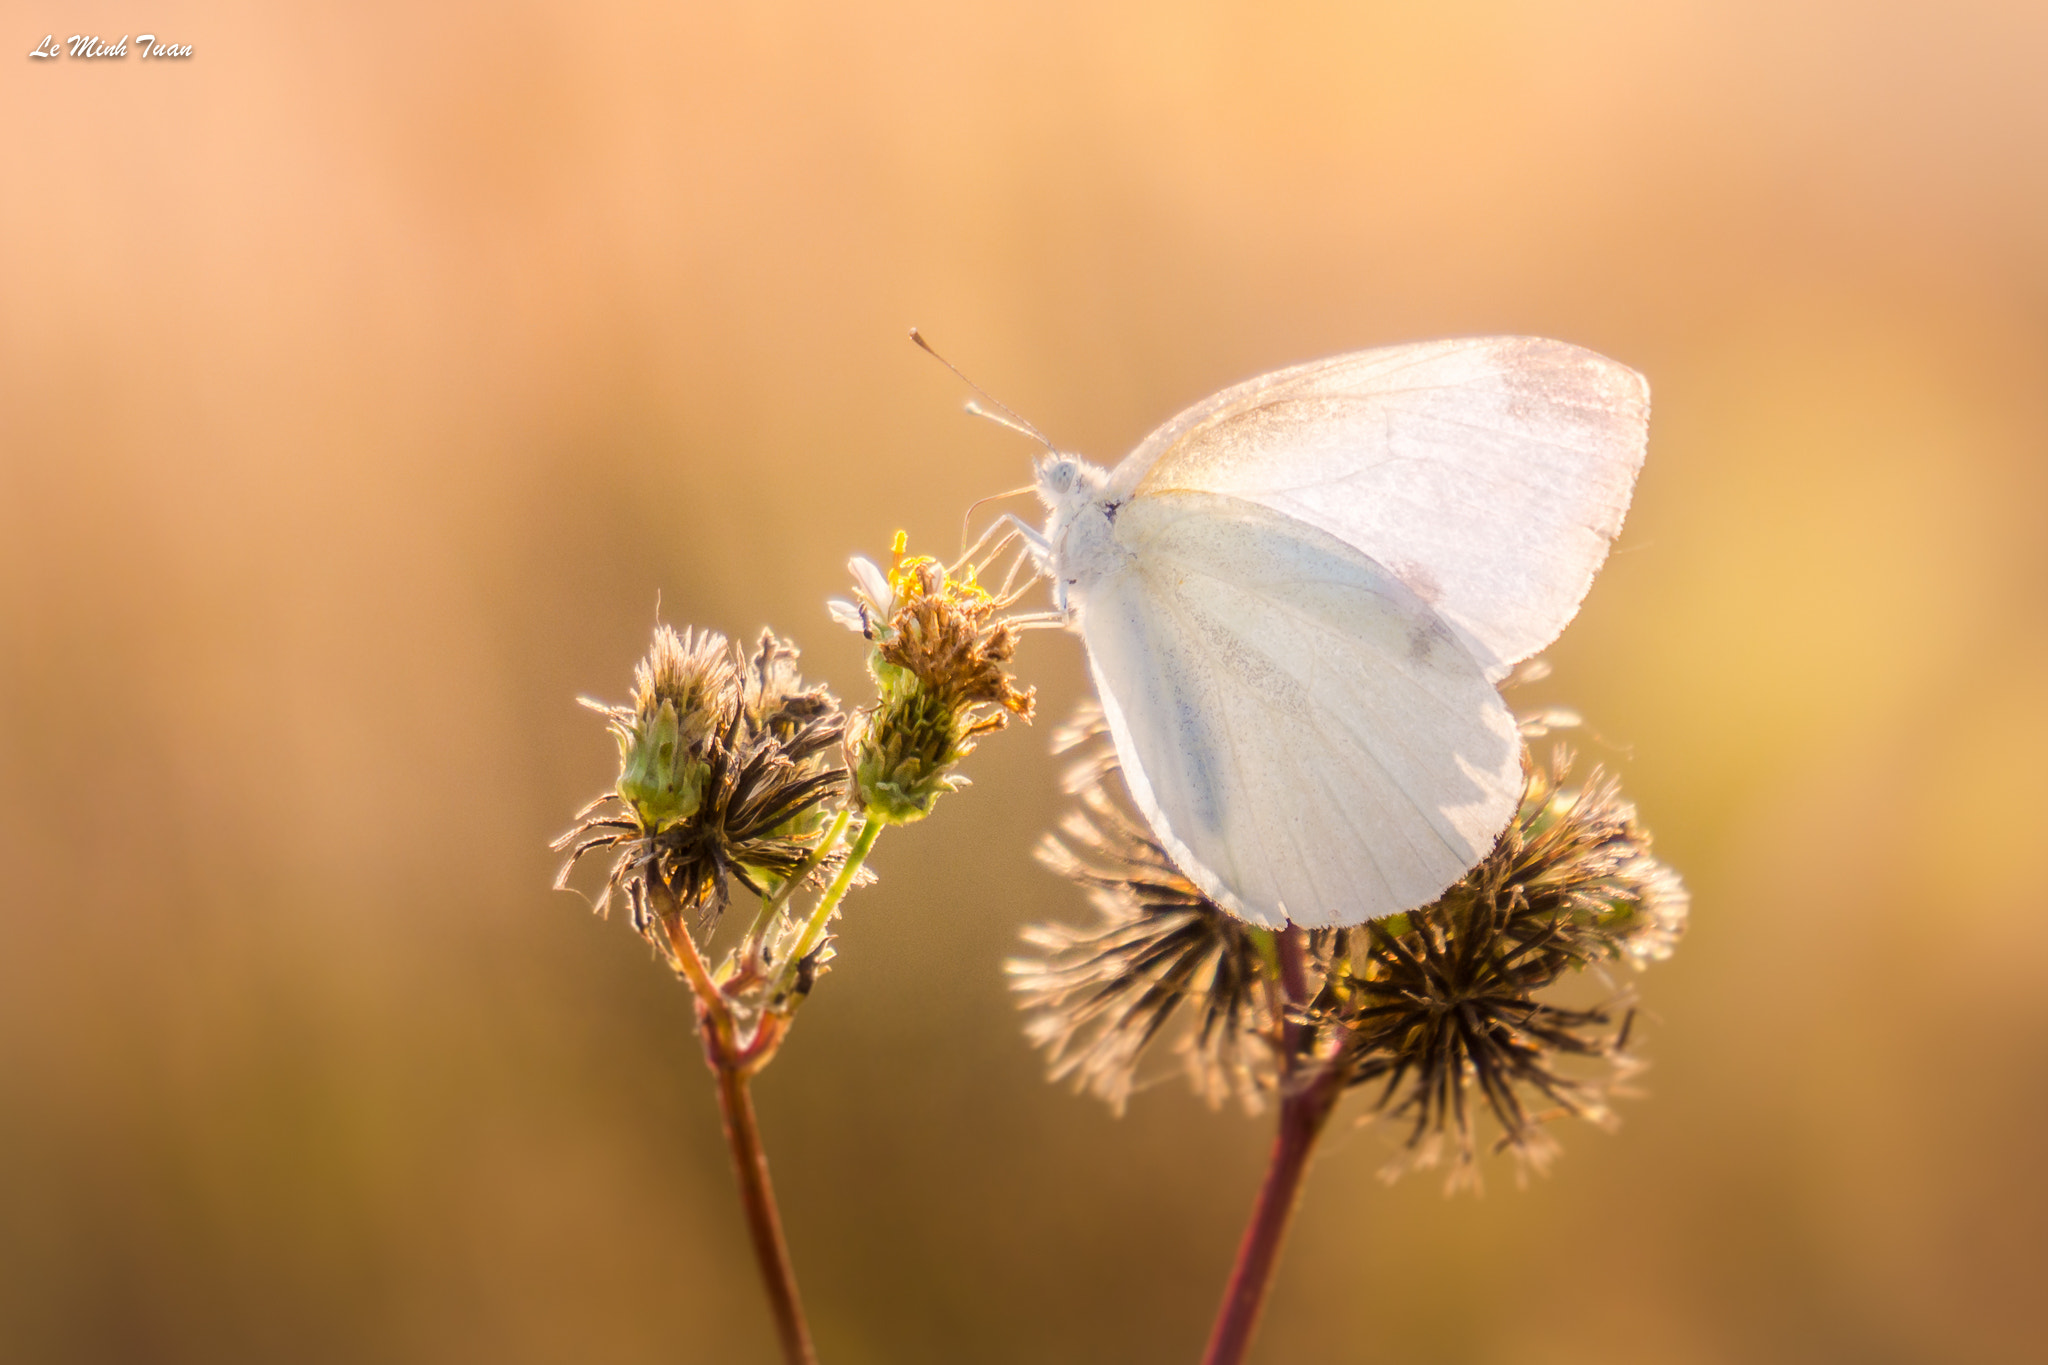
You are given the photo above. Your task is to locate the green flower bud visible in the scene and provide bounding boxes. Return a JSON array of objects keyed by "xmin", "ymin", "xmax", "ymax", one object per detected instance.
[
  {"xmin": 613, "ymin": 697, "xmax": 711, "ymax": 833},
  {"xmin": 854, "ymin": 678, "xmax": 963, "ymax": 823}
]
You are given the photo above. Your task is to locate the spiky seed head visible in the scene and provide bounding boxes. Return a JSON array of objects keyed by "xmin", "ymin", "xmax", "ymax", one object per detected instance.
[{"xmin": 555, "ymin": 627, "xmax": 849, "ymax": 941}]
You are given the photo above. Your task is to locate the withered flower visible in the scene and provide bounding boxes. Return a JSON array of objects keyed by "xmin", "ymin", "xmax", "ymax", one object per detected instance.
[
  {"xmin": 553, "ymin": 626, "xmax": 847, "ymax": 940},
  {"xmin": 1329, "ymin": 751, "xmax": 1687, "ymax": 1188},
  {"xmin": 1014, "ymin": 778, "xmax": 1277, "ymax": 1115},
  {"xmin": 1015, "ymin": 705, "xmax": 1688, "ymax": 1189},
  {"xmin": 834, "ymin": 533, "xmax": 1035, "ymax": 822}
]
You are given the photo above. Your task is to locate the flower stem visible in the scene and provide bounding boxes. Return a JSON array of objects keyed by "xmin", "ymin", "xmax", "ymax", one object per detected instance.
[
  {"xmin": 1200, "ymin": 929, "xmax": 1343, "ymax": 1365},
  {"xmin": 709, "ymin": 1055, "xmax": 819, "ymax": 1365},
  {"xmin": 653, "ymin": 883, "xmax": 737, "ymax": 1052},
  {"xmin": 650, "ymin": 882, "xmax": 817, "ymax": 1364},
  {"xmin": 744, "ymin": 808, "xmax": 853, "ymax": 961},
  {"xmin": 776, "ymin": 815, "xmax": 882, "ymax": 994}
]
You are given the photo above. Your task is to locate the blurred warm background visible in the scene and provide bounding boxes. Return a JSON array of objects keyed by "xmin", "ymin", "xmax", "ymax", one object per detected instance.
[{"xmin": 4, "ymin": 2, "xmax": 2045, "ymax": 1361}]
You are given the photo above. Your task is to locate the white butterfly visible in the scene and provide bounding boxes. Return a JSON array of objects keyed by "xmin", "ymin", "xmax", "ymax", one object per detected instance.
[{"xmin": 1027, "ymin": 336, "xmax": 1650, "ymax": 929}]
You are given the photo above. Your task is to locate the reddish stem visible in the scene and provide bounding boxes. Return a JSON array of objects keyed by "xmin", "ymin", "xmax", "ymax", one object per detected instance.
[
  {"xmin": 1200, "ymin": 929, "xmax": 1343, "ymax": 1365},
  {"xmin": 708, "ymin": 1045, "xmax": 818, "ymax": 1365},
  {"xmin": 654, "ymin": 893, "xmax": 817, "ymax": 1365}
]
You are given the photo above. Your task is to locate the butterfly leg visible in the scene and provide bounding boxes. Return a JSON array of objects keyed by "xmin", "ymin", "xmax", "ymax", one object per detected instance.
[
  {"xmin": 955, "ymin": 512, "xmax": 1052, "ymax": 598},
  {"xmin": 956, "ymin": 511, "xmax": 1047, "ymax": 569}
]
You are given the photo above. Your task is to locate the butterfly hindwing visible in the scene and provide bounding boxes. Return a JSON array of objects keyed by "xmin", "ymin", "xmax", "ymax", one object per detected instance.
[{"xmin": 1073, "ymin": 490, "xmax": 1523, "ymax": 927}]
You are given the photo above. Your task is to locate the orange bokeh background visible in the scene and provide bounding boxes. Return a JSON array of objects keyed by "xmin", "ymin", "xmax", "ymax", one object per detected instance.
[{"xmin": 5, "ymin": 3, "xmax": 2046, "ymax": 1361}]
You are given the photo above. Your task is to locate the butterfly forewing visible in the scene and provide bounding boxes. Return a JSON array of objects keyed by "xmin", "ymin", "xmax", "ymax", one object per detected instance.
[{"xmin": 1116, "ymin": 336, "xmax": 1648, "ymax": 680}]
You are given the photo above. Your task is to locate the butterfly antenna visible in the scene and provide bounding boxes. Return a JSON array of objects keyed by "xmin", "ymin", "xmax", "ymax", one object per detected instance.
[{"xmin": 909, "ymin": 328, "xmax": 1055, "ymax": 449}]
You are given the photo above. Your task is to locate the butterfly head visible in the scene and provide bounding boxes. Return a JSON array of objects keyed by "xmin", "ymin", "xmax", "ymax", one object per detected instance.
[{"xmin": 1031, "ymin": 452, "xmax": 1107, "ymax": 515}]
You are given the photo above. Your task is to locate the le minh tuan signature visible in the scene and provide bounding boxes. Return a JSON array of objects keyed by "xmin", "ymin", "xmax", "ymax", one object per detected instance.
[{"xmin": 30, "ymin": 34, "xmax": 193, "ymax": 59}]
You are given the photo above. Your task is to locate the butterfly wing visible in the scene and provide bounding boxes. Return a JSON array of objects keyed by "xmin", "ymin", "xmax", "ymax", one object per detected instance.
[
  {"xmin": 1109, "ymin": 337, "xmax": 1649, "ymax": 680},
  {"xmin": 1072, "ymin": 490, "xmax": 1522, "ymax": 928}
]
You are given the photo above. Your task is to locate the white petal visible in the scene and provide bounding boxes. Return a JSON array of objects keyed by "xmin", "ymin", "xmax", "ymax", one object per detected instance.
[{"xmin": 849, "ymin": 555, "xmax": 892, "ymax": 611}]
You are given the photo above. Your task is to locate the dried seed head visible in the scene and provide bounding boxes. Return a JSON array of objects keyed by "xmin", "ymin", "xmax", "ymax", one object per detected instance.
[
  {"xmin": 1318, "ymin": 748, "xmax": 1686, "ymax": 1190},
  {"xmin": 1010, "ymin": 703, "xmax": 1281, "ymax": 1113},
  {"xmin": 1493, "ymin": 750, "xmax": 1691, "ymax": 968},
  {"xmin": 840, "ymin": 533, "xmax": 1035, "ymax": 823},
  {"xmin": 1011, "ymin": 780, "xmax": 1277, "ymax": 1115},
  {"xmin": 555, "ymin": 627, "xmax": 848, "ymax": 941},
  {"xmin": 742, "ymin": 630, "xmax": 839, "ymax": 744}
]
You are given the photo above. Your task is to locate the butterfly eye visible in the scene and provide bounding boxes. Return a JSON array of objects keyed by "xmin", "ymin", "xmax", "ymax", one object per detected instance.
[{"xmin": 1033, "ymin": 454, "xmax": 1076, "ymax": 495}]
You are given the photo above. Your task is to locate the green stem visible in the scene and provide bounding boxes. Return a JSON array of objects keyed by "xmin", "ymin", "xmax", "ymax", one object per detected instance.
[
  {"xmin": 770, "ymin": 814, "xmax": 882, "ymax": 1003},
  {"xmin": 744, "ymin": 809, "xmax": 853, "ymax": 960}
]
